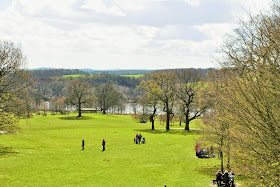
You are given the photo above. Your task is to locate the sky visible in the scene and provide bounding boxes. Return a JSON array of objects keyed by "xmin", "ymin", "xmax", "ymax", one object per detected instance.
[{"xmin": 0, "ymin": 0, "xmax": 272, "ymax": 70}]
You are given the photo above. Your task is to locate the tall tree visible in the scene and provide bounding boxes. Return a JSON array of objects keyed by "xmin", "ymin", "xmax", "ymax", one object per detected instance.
[
  {"xmin": 147, "ymin": 93, "xmax": 159, "ymax": 130},
  {"xmin": 176, "ymin": 69, "xmax": 208, "ymax": 130},
  {"xmin": 202, "ymin": 70, "xmax": 232, "ymax": 173},
  {"xmin": 95, "ymin": 82, "xmax": 120, "ymax": 114},
  {"xmin": 66, "ymin": 80, "xmax": 92, "ymax": 117},
  {"xmin": 0, "ymin": 41, "xmax": 30, "ymax": 132},
  {"xmin": 139, "ymin": 72, "xmax": 177, "ymax": 130},
  {"xmin": 204, "ymin": 3, "xmax": 280, "ymax": 186},
  {"xmin": 50, "ymin": 96, "xmax": 67, "ymax": 114},
  {"xmin": 18, "ymin": 87, "xmax": 35, "ymax": 118},
  {"xmin": 49, "ymin": 80, "xmax": 65, "ymax": 97}
]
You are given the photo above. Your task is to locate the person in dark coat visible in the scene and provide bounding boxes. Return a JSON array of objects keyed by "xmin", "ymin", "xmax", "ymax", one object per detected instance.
[
  {"xmin": 81, "ymin": 139, "xmax": 84, "ymax": 150},
  {"xmin": 138, "ymin": 133, "xmax": 142, "ymax": 144},
  {"xmin": 223, "ymin": 171, "xmax": 230, "ymax": 187},
  {"xmin": 216, "ymin": 171, "xmax": 222, "ymax": 186},
  {"xmin": 102, "ymin": 139, "xmax": 106, "ymax": 151}
]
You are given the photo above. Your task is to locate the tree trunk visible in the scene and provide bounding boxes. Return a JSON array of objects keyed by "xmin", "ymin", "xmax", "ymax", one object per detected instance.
[
  {"xmin": 78, "ymin": 99, "xmax": 82, "ymax": 117},
  {"xmin": 220, "ymin": 138, "xmax": 224, "ymax": 172},
  {"xmin": 78, "ymin": 108, "xmax": 82, "ymax": 117},
  {"xmin": 221, "ymin": 150, "xmax": 224, "ymax": 173},
  {"xmin": 26, "ymin": 101, "xmax": 30, "ymax": 118},
  {"xmin": 227, "ymin": 145, "xmax": 231, "ymax": 171},
  {"xmin": 151, "ymin": 107, "xmax": 156, "ymax": 130},
  {"xmin": 185, "ymin": 116, "xmax": 190, "ymax": 130},
  {"xmin": 166, "ymin": 112, "xmax": 170, "ymax": 130},
  {"xmin": 165, "ymin": 102, "xmax": 170, "ymax": 130}
]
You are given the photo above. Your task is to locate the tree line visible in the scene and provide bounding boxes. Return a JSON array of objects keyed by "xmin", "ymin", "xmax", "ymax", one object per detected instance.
[
  {"xmin": 201, "ymin": 2, "xmax": 280, "ymax": 186},
  {"xmin": 1, "ymin": 2, "xmax": 279, "ymax": 185}
]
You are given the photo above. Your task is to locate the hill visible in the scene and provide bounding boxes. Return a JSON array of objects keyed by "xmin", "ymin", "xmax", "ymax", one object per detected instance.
[{"xmin": 0, "ymin": 113, "xmax": 219, "ymax": 186}]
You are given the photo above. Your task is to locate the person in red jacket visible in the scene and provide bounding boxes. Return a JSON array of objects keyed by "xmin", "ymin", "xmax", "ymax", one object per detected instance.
[
  {"xmin": 135, "ymin": 134, "xmax": 139, "ymax": 144},
  {"xmin": 102, "ymin": 139, "xmax": 106, "ymax": 151}
]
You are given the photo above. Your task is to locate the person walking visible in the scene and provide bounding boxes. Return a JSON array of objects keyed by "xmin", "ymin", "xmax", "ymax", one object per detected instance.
[
  {"xmin": 102, "ymin": 139, "xmax": 106, "ymax": 151},
  {"xmin": 81, "ymin": 139, "xmax": 85, "ymax": 150}
]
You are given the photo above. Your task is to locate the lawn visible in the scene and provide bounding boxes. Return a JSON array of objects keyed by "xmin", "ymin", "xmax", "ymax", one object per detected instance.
[{"xmin": 0, "ymin": 113, "xmax": 219, "ymax": 187}]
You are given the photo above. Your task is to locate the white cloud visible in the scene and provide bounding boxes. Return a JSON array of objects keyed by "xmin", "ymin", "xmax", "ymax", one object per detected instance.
[
  {"xmin": 229, "ymin": 0, "xmax": 272, "ymax": 20},
  {"xmin": 0, "ymin": 0, "xmax": 273, "ymax": 70},
  {"xmin": 10, "ymin": 0, "xmax": 77, "ymax": 17},
  {"xmin": 80, "ymin": 0, "xmax": 169, "ymax": 15},
  {"xmin": 234, "ymin": 0, "xmax": 271, "ymax": 11},
  {"xmin": 193, "ymin": 23, "xmax": 238, "ymax": 41},
  {"xmin": 81, "ymin": 0, "xmax": 126, "ymax": 16},
  {"xmin": 182, "ymin": 0, "xmax": 201, "ymax": 7}
]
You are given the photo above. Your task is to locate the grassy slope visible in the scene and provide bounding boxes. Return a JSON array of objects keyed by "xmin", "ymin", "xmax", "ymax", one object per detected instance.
[{"xmin": 0, "ymin": 113, "xmax": 219, "ymax": 187}]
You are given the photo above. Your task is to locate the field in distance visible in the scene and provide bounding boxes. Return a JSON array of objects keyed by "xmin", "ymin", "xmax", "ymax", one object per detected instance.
[
  {"xmin": 0, "ymin": 113, "xmax": 219, "ymax": 186},
  {"xmin": 62, "ymin": 74, "xmax": 144, "ymax": 78},
  {"xmin": 120, "ymin": 74, "xmax": 144, "ymax": 78}
]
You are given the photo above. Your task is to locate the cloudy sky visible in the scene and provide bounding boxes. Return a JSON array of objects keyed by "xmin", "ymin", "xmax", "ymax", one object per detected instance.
[{"xmin": 0, "ymin": 0, "xmax": 271, "ymax": 70}]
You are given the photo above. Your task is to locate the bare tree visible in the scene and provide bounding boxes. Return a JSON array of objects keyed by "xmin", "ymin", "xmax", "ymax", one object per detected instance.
[
  {"xmin": 0, "ymin": 41, "xmax": 31, "ymax": 131},
  {"xmin": 50, "ymin": 96, "xmax": 67, "ymax": 114},
  {"xmin": 147, "ymin": 93, "xmax": 159, "ymax": 130},
  {"xmin": 95, "ymin": 82, "xmax": 120, "ymax": 114},
  {"xmin": 139, "ymin": 72, "xmax": 177, "ymax": 130},
  {"xmin": 176, "ymin": 69, "xmax": 208, "ymax": 130},
  {"xmin": 66, "ymin": 79, "xmax": 92, "ymax": 117}
]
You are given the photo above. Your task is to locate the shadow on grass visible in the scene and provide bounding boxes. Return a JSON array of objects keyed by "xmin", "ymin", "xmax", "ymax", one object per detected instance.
[
  {"xmin": 59, "ymin": 116, "xmax": 93, "ymax": 120},
  {"xmin": 135, "ymin": 129, "xmax": 203, "ymax": 136},
  {"xmin": 0, "ymin": 146, "xmax": 19, "ymax": 157},
  {"xmin": 197, "ymin": 163, "xmax": 219, "ymax": 177}
]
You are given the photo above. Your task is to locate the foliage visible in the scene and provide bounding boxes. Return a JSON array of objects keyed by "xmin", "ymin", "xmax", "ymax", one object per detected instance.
[
  {"xmin": 30, "ymin": 69, "xmax": 87, "ymax": 79},
  {"xmin": 176, "ymin": 69, "xmax": 209, "ymax": 130},
  {"xmin": 203, "ymin": 2, "xmax": 280, "ymax": 186},
  {"xmin": 139, "ymin": 72, "xmax": 177, "ymax": 130},
  {"xmin": 0, "ymin": 41, "xmax": 31, "ymax": 131},
  {"xmin": 0, "ymin": 110, "xmax": 19, "ymax": 132}
]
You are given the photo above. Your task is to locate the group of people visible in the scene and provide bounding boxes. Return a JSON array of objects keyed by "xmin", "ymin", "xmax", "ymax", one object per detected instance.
[
  {"xmin": 215, "ymin": 170, "xmax": 235, "ymax": 187},
  {"xmin": 81, "ymin": 139, "xmax": 106, "ymax": 151},
  {"xmin": 134, "ymin": 133, "xmax": 145, "ymax": 144},
  {"xmin": 195, "ymin": 144, "xmax": 215, "ymax": 158}
]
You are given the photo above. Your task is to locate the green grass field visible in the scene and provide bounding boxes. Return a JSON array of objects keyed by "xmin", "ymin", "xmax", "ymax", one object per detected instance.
[
  {"xmin": 120, "ymin": 74, "xmax": 144, "ymax": 78},
  {"xmin": 62, "ymin": 74, "xmax": 87, "ymax": 78},
  {"xmin": 0, "ymin": 113, "xmax": 219, "ymax": 187}
]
